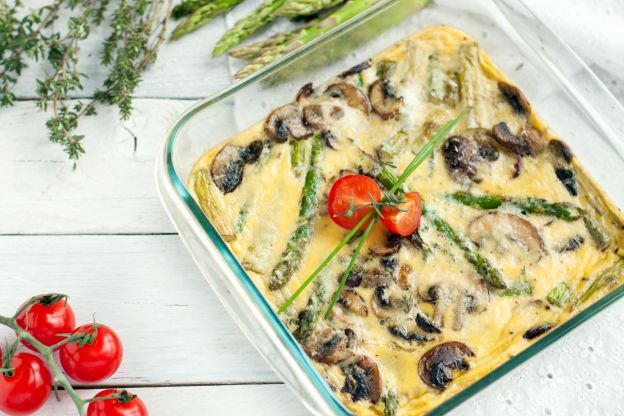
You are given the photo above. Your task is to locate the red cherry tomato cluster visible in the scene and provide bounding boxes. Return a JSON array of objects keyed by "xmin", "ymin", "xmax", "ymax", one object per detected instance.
[
  {"xmin": 327, "ymin": 174, "xmax": 422, "ymax": 236},
  {"xmin": 0, "ymin": 295, "xmax": 147, "ymax": 416}
]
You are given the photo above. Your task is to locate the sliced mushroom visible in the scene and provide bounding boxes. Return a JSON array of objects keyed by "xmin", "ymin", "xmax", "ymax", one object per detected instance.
[
  {"xmin": 559, "ymin": 235, "xmax": 585, "ymax": 252},
  {"xmin": 398, "ymin": 264, "xmax": 414, "ymax": 290},
  {"xmin": 548, "ymin": 139, "xmax": 574, "ymax": 164},
  {"xmin": 325, "ymin": 82, "xmax": 371, "ymax": 115},
  {"xmin": 523, "ymin": 323, "xmax": 553, "ymax": 340},
  {"xmin": 468, "ymin": 212, "xmax": 544, "ymax": 264},
  {"xmin": 554, "ymin": 167, "xmax": 578, "ymax": 196},
  {"xmin": 407, "ymin": 229, "xmax": 429, "ymax": 252},
  {"xmin": 264, "ymin": 103, "xmax": 312, "ymax": 142},
  {"xmin": 370, "ymin": 233, "xmax": 402, "ymax": 256},
  {"xmin": 368, "ymin": 79, "xmax": 403, "ymax": 120},
  {"xmin": 211, "ymin": 142, "xmax": 264, "ymax": 194},
  {"xmin": 388, "ymin": 324, "xmax": 429, "ymax": 343},
  {"xmin": 341, "ymin": 356, "xmax": 382, "ymax": 403},
  {"xmin": 340, "ymin": 60, "xmax": 371, "ymax": 78},
  {"xmin": 371, "ymin": 285, "xmax": 410, "ymax": 319},
  {"xmin": 303, "ymin": 104, "xmax": 324, "ymax": 129},
  {"xmin": 321, "ymin": 129, "xmax": 339, "ymax": 149},
  {"xmin": 443, "ymin": 135, "xmax": 481, "ymax": 183},
  {"xmin": 338, "ymin": 289, "xmax": 368, "ymax": 317},
  {"xmin": 492, "ymin": 122, "xmax": 530, "ymax": 156},
  {"xmin": 418, "ymin": 285, "xmax": 453, "ymax": 327},
  {"xmin": 498, "ymin": 81, "xmax": 531, "ymax": 115},
  {"xmin": 304, "ymin": 328, "xmax": 353, "ymax": 364},
  {"xmin": 342, "ymin": 269, "xmax": 363, "ymax": 288},
  {"xmin": 416, "ymin": 313, "xmax": 441, "ymax": 334},
  {"xmin": 519, "ymin": 126, "xmax": 546, "ymax": 155},
  {"xmin": 452, "ymin": 278, "xmax": 489, "ymax": 331},
  {"xmin": 296, "ymin": 82, "xmax": 315, "ymax": 102},
  {"xmin": 418, "ymin": 342, "xmax": 474, "ymax": 390},
  {"xmin": 361, "ymin": 268, "xmax": 394, "ymax": 288}
]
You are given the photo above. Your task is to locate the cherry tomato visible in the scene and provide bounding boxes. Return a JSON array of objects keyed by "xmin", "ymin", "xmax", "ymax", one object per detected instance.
[
  {"xmin": 0, "ymin": 352, "xmax": 52, "ymax": 415},
  {"xmin": 380, "ymin": 192, "xmax": 422, "ymax": 236},
  {"xmin": 59, "ymin": 324, "xmax": 123, "ymax": 383},
  {"xmin": 15, "ymin": 294, "xmax": 76, "ymax": 350},
  {"xmin": 87, "ymin": 389, "xmax": 148, "ymax": 416},
  {"xmin": 327, "ymin": 175, "xmax": 382, "ymax": 230}
]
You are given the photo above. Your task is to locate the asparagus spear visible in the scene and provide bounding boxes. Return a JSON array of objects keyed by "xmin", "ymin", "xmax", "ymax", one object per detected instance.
[
  {"xmin": 547, "ymin": 282, "xmax": 571, "ymax": 307},
  {"xmin": 458, "ymin": 42, "xmax": 481, "ymax": 128},
  {"xmin": 427, "ymin": 53, "xmax": 458, "ymax": 105},
  {"xmin": 213, "ymin": 0, "xmax": 289, "ymax": 56},
  {"xmin": 382, "ymin": 389, "xmax": 398, "ymax": 416},
  {"xmin": 376, "ymin": 167, "xmax": 507, "ymax": 289},
  {"xmin": 293, "ymin": 280, "xmax": 326, "ymax": 341},
  {"xmin": 448, "ymin": 191, "xmax": 584, "ymax": 221},
  {"xmin": 172, "ymin": 0, "xmax": 214, "ymax": 18},
  {"xmin": 276, "ymin": 0, "xmax": 345, "ymax": 17},
  {"xmin": 229, "ymin": 27, "xmax": 301, "ymax": 60},
  {"xmin": 171, "ymin": 0, "xmax": 244, "ymax": 40},
  {"xmin": 290, "ymin": 140, "xmax": 307, "ymax": 174},
  {"xmin": 270, "ymin": 135, "xmax": 324, "ymax": 290},
  {"xmin": 583, "ymin": 215, "xmax": 611, "ymax": 250},
  {"xmin": 498, "ymin": 280, "xmax": 532, "ymax": 297},
  {"xmin": 575, "ymin": 258, "xmax": 624, "ymax": 306},
  {"xmin": 232, "ymin": 0, "xmax": 381, "ymax": 77}
]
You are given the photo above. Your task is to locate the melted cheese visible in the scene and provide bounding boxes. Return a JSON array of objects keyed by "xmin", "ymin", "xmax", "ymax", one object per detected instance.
[{"xmin": 189, "ymin": 26, "xmax": 624, "ymax": 416}]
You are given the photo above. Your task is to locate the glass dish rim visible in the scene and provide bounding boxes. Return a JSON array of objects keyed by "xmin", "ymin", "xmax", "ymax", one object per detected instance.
[{"xmin": 158, "ymin": 0, "xmax": 624, "ymax": 414}]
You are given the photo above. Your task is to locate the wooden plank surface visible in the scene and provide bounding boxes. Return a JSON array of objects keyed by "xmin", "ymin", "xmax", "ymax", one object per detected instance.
[
  {"xmin": 37, "ymin": 384, "xmax": 308, "ymax": 415},
  {"xmin": 0, "ymin": 235, "xmax": 277, "ymax": 384}
]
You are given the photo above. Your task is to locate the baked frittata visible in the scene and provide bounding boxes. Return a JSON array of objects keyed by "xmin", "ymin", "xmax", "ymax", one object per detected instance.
[{"xmin": 189, "ymin": 26, "xmax": 624, "ymax": 416}]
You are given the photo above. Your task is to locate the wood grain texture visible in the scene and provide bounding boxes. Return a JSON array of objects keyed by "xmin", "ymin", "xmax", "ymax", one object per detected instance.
[
  {"xmin": 36, "ymin": 384, "xmax": 308, "ymax": 415},
  {"xmin": 0, "ymin": 234, "xmax": 278, "ymax": 384}
]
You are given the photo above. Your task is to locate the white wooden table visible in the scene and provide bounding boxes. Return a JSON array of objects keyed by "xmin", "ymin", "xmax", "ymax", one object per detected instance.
[{"xmin": 1, "ymin": 1, "xmax": 623, "ymax": 415}]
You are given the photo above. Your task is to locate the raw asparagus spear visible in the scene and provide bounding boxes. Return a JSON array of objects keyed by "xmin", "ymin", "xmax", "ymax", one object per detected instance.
[
  {"xmin": 172, "ymin": 0, "xmax": 213, "ymax": 18},
  {"xmin": 575, "ymin": 258, "xmax": 624, "ymax": 306},
  {"xmin": 458, "ymin": 42, "xmax": 481, "ymax": 128},
  {"xmin": 232, "ymin": 0, "xmax": 382, "ymax": 78},
  {"xmin": 276, "ymin": 0, "xmax": 344, "ymax": 17},
  {"xmin": 171, "ymin": 0, "xmax": 244, "ymax": 40},
  {"xmin": 229, "ymin": 27, "xmax": 301, "ymax": 60},
  {"xmin": 547, "ymin": 282, "xmax": 571, "ymax": 307},
  {"xmin": 270, "ymin": 135, "xmax": 324, "ymax": 290},
  {"xmin": 213, "ymin": 0, "xmax": 289, "ymax": 56},
  {"xmin": 448, "ymin": 191, "xmax": 584, "ymax": 221},
  {"xmin": 376, "ymin": 167, "xmax": 507, "ymax": 289},
  {"xmin": 293, "ymin": 280, "xmax": 326, "ymax": 341}
]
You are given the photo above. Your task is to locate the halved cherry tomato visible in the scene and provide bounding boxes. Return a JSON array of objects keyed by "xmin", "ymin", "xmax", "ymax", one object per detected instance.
[
  {"xmin": 327, "ymin": 175, "xmax": 382, "ymax": 230},
  {"xmin": 0, "ymin": 352, "xmax": 52, "ymax": 416},
  {"xmin": 59, "ymin": 324, "xmax": 123, "ymax": 383},
  {"xmin": 87, "ymin": 389, "xmax": 148, "ymax": 416},
  {"xmin": 15, "ymin": 294, "xmax": 76, "ymax": 350},
  {"xmin": 380, "ymin": 192, "xmax": 422, "ymax": 236}
]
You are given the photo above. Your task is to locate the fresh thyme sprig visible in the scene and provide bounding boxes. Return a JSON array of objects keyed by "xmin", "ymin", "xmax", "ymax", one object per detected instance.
[
  {"xmin": 278, "ymin": 106, "xmax": 471, "ymax": 316},
  {"xmin": 1, "ymin": 0, "xmax": 171, "ymax": 160}
]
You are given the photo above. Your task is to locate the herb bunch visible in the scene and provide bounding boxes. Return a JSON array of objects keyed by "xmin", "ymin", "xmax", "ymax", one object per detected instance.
[{"xmin": 1, "ymin": 0, "xmax": 171, "ymax": 160}]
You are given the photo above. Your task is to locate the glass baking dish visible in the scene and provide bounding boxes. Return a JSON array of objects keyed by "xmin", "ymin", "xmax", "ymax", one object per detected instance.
[{"xmin": 155, "ymin": 0, "xmax": 624, "ymax": 414}]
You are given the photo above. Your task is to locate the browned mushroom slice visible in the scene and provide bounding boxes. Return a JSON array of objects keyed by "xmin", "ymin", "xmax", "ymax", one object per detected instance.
[
  {"xmin": 388, "ymin": 324, "xmax": 429, "ymax": 343},
  {"xmin": 325, "ymin": 82, "xmax": 371, "ymax": 115},
  {"xmin": 321, "ymin": 129, "xmax": 339, "ymax": 149},
  {"xmin": 548, "ymin": 139, "xmax": 574, "ymax": 164},
  {"xmin": 443, "ymin": 135, "xmax": 481, "ymax": 183},
  {"xmin": 452, "ymin": 278, "xmax": 489, "ymax": 331},
  {"xmin": 340, "ymin": 60, "xmax": 371, "ymax": 78},
  {"xmin": 418, "ymin": 285, "xmax": 453, "ymax": 327},
  {"xmin": 498, "ymin": 81, "xmax": 531, "ymax": 116},
  {"xmin": 519, "ymin": 126, "xmax": 546, "ymax": 155},
  {"xmin": 418, "ymin": 342, "xmax": 474, "ymax": 390},
  {"xmin": 368, "ymin": 79, "xmax": 403, "ymax": 120},
  {"xmin": 342, "ymin": 356, "xmax": 382, "ymax": 404},
  {"xmin": 338, "ymin": 289, "xmax": 368, "ymax": 317},
  {"xmin": 303, "ymin": 104, "xmax": 324, "ymax": 129},
  {"xmin": 296, "ymin": 82, "xmax": 315, "ymax": 101},
  {"xmin": 211, "ymin": 144, "xmax": 246, "ymax": 193},
  {"xmin": 370, "ymin": 233, "xmax": 402, "ymax": 256},
  {"xmin": 416, "ymin": 313, "xmax": 441, "ymax": 334},
  {"xmin": 264, "ymin": 103, "xmax": 312, "ymax": 142},
  {"xmin": 361, "ymin": 268, "xmax": 393, "ymax": 288},
  {"xmin": 468, "ymin": 212, "xmax": 544, "ymax": 264},
  {"xmin": 304, "ymin": 328, "xmax": 353, "ymax": 364},
  {"xmin": 523, "ymin": 323, "xmax": 553, "ymax": 340},
  {"xmin": 398, "ymin": 264, "xmax": 414, "ymax": 290},
  {"xmin": 371, "ymin": 285, "xmax": 412, "ymax": 319},
  {"xmin": 492, "ymin": 122, "xmax": 531, "ymax": 156}
]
